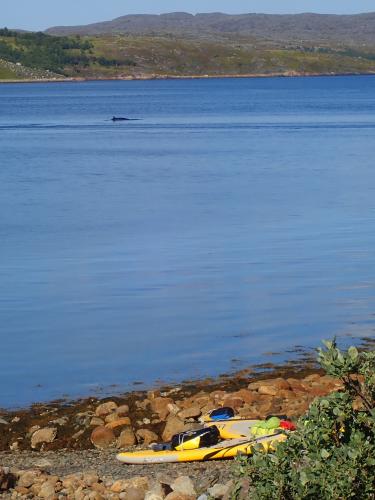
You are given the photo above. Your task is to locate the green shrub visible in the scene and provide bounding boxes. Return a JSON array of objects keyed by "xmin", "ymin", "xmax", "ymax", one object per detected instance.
[{"xmin": 233, "ymin": 340, "xmax": 375, "ymax": 499}]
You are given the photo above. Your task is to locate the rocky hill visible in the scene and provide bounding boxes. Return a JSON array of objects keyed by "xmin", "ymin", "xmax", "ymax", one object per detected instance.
[{"xmin": 46, "ymin": 12, "xmax": 375, "ymax": 46}]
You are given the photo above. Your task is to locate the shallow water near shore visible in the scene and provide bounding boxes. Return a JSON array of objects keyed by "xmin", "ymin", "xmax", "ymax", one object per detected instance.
[{"xmin": 1, "ymin": 76, "xmax": 375, "ymax": 408}]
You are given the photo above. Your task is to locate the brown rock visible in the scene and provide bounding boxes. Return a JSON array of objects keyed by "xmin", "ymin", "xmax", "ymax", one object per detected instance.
[
  {"xmin": 210, "ymin": 390, "xmax": 227, "ymax": 402},
  {"xmin": 18, "ymin": 470, "xmax": 43, "ymax": 488},
  {"xmin": 112, "ymin": 477, "xmax": 149, "ymax": 494},
  {"xmin": 256, "ymin": 398, "xmax": 273, "ymax": 416},
  {"xmin": 308, "ymin": 387, "xmax": 328, "ymax": 397},
  {"xmin": 39, "ymin": 480, "xmax": 57, "ymax": 499},
  {"xmin": 146, "ymin": 480, "xmax": 173, "ymax": 499},
  {"xmin": 178, "ymin": 406, "xmax": 201, "ymax": 420},
  {"xmin": 90, "ymin": 426, "xmax": 116, "ymax": 448},
  {"xmin": 287, "ymin": 378, "xmax": 307, "ymax": 392},
  {"xmin": 256, "ymin": 378, "xmax": 291, "ymax": 396},
  {"xmin": 130, "ymin": 476, "xmax": 150, "ymax": 493},
  {"xmin": 208, "ymin": 480, "xmax": 233, "ymax": 499},
  {"xmin": 136, "ymin": 399, "xmax": 151, "ymax": 410},
  {"xmin": 105, "ymin": 417, "xmax": 131, "ymax": 429},
  {"xmin": 167, "ymin": 403, "xmax": 181, "ymax": 415},
  {"xmin": 111, "ymin": 479, "xmax": 130, "ymax": 493},
  {"xmin": 223, "ymin": 396, "xmax": 245, "ymax": 410},
  {"xmin": 127, "ymin": 487, "xmax": 146, "ymax": 500},
  {"xmin": 247, "ymin": 381, "xmax": 263, "ymax": 391},
  {"xmin": 150, "ymin": 397, "xmax": 173, "ymax": 420},
  {"xmin": 82, "ymin": 473, "xmax": 99, "ymax": 487},
  {"xmin": 162, "ymin": 416, "xmax": 186, "ymax": 442},
  {"xmin": 31, "ymin": 427, "xmax": 57, "ymax": 448},
  {"xmin": 233, "ymin": 389, "xmax": 256, "ymax": 404},
  {"xmin": 90, "ymin": 417, "xmax": 105, "ymax": 427},
  {"xmin": 91, "ymin": 482, "xmax": 106, "ymax": 494},
  {"xmin": 303, "ymin": 373, "xmax": 321, "ymax": 383},
  {"xmin": 62, "ymin": 473, "xmax": 84, "ymax": 491},
  {"xmin": 194, "ymin": 395, "xmax": 210, "ymax": 408},
  {"xmin": 104, "ymin": 412, "xmax": 120, "ymax": 424},
  {"xmin": 15, "ymin": 486, "xmax": 30, "ymax": 495},
  {"xmin": 88, "ymin": 492, "xmax": 105, "ymax": 500},
  {"xmin": 117, "ymin": 427, "xmax": 136, "ymax": 448},
  {"xmin": 171, "ymin": 476, "xmax": 196, "ymax": 496},
  {"xmin": 147, "ymin": 390, "xmax": 161, "ymax": 400},
  {"xmin": 200, "ymin": 402, "xmax": 216, "ymax": 415},
  {"xmin": 238, "ymin": 405, "xmax": 259, "ymax": 419},
  {"xmin": 258, "ymin": 385, "xmax": 279, "ymax": 396},
  {"xmin": 28, "ymin": 425, "xmax": 40, "ymax": 435},
  {"xmin": 165, "ymin": 493, "xmax": 195, "ymax": 500},
  {"xmin": 136, "ymin": 428, "xmax": 159, "ymax": 445},
  {"xmin": 278, "ymin": 389, "xmax": 296, "ymax": 400},
  {"xmin": 95, "ymin": 401, "xmax": 118, "ymax": 417},
  {"xmin": 116, "ymin": 404, "xmax": 130, "ymax": 416}
]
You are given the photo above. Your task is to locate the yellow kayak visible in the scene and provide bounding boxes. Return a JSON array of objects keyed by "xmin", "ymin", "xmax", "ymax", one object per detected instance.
[
  {"xmin": 116, "ymin": 433, "xmax": 286, "ymax": 464},
  {"xmin": 205, "ymin": 418, "xmax": 260, "ymax": 439}
]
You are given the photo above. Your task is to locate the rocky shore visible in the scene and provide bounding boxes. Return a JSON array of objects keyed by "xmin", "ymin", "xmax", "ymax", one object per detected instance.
[
  {"xmin": 0, "ymin": 367, "xmax": 345, "ymax": 498},
  {"xmin": 2, "ymin": 70, "xmax": 375, "ymax": 85}
]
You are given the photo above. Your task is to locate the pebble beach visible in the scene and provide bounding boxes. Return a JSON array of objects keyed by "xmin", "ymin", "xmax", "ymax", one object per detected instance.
[{"xmin": 0, "ymin": 365, "xmax": 344, "ymax": 498}]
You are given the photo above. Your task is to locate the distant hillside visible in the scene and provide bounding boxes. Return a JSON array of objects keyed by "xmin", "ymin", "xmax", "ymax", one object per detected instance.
[
  {"xmin": 3, "ymin": 14, "xmax": 375, "ymax": 81},
  {"xmin": 46, "ymin": 12, "xmax": 375, "ymax": 45}
]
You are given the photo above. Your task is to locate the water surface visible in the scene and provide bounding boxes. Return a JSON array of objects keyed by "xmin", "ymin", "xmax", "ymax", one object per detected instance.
[{"xmin": 1, "ymin": 76, "xmax": 375, "ymax": 407}]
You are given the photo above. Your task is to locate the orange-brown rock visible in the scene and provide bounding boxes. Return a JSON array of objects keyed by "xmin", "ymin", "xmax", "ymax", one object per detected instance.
[
  {"xmin": 210, "ymin": 390, "xmax": 227, "ymax": 402},
  {"xmin": 117, "ymin": 427, "xmax": 136, "ymax": 448},
  {"xmin": 194, "ymin": 395, "xmax": 210, "ymax": 408},
  {"xmin": 287, "ymin": 378, "xmax": 307, "ymax": 392},
  {"xmin": 90, "ymin": 426, "xmax": 116, "ymax": 449},
  {"xmin": 256, "ymin": 378, "xmax": 291, "ymax": 395},
  {"xmin": 15, "ymin": 486, "xmax": 30, "ymax": 495},
  {"xmin": 278, "ymin": 389, "xmax": 296, "ymax": 400},
  {"xmin": 232, "ymin": 389, "xmax": 256, "ymax": 404},
  {"xmin": 258, "ymin": 385, "xmax": 279, "ymax": 396},
  {"xmin": 165, "ymin": 494, "xmax": 195, "ymax": 500},
  {"xmin": 18, "ymin": 470, "xmax": 44, "ymax": 488},
  {"xmin": 200, "ymin": 402, "xmax": 216, "ymax": 415},
  {"xmin": 95, "ymin": 401, "xmax": 118, "ymax": 417},
  {"xmin": 136, "ymin": 428, "xmax": 159, "ymax": 445},
  {"xmin": 178, "ymin": 406, "xmax": 201, "ymax": 420},
  {"xmin": 222, "ymin": 396, "xmax": 245, "ymax": 410},
  {"xmin": 147, "ymin": 390, "xmax": 161, "ymax": 400},
  {"xmin": 303, "ymin": 374, "xmax": 321, "ymax": 383},
  {"xmin": 150, "ymin": 397, "xmax": 174, "ymax": 420},
  {"xmin": 39, "ymin": 480, "xmax": 57, "ymax": 499},
  {"xmin": 162, "ymin": 416, "xmax": 186, "ymax": 442},
  {"xmin": 104, "ymin": 412, "xmax": 121, "ymax": 424},
  {"xmin": 308, "ymin": 387, "xmax": 329, "ymax": 397},
  {"xmin": 111, "ymin": 477, "xmax": 149, "ymax": 494},
  {"xmin": 105, "ymin": 417, "xmax": 132, "ymax": 430},
  {"xmin": 171, "ymin": 476, "xmax": 196, "ymax": 496},
  {"xmin": 116, "ymin": 404, "xmax": 130, "ymax": 416},
  {"xmin": 90, "ymin": 417, "xmax": 104, "ymax": 427},
  {"xmin": 238, "ymin": 405, "xmax": 259, "ymax": 419}
]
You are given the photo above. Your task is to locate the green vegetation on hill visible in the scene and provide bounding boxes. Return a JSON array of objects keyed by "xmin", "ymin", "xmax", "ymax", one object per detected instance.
[
  {"xmin": 0, "ymin": 60, "xmax": 18, "ymax": 79},
  {"xmin": 0, "ymin": 28, "xmax": 134, "ymax": 77},
  {"xmin": 1, "ymin": 27, "xmax": 375, "ymax": 80}
]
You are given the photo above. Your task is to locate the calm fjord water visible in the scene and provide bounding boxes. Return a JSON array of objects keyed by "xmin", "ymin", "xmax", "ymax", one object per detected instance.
[{"xmin": 1, "ymin": 76, "xmax": 375, "ymax": 407}]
